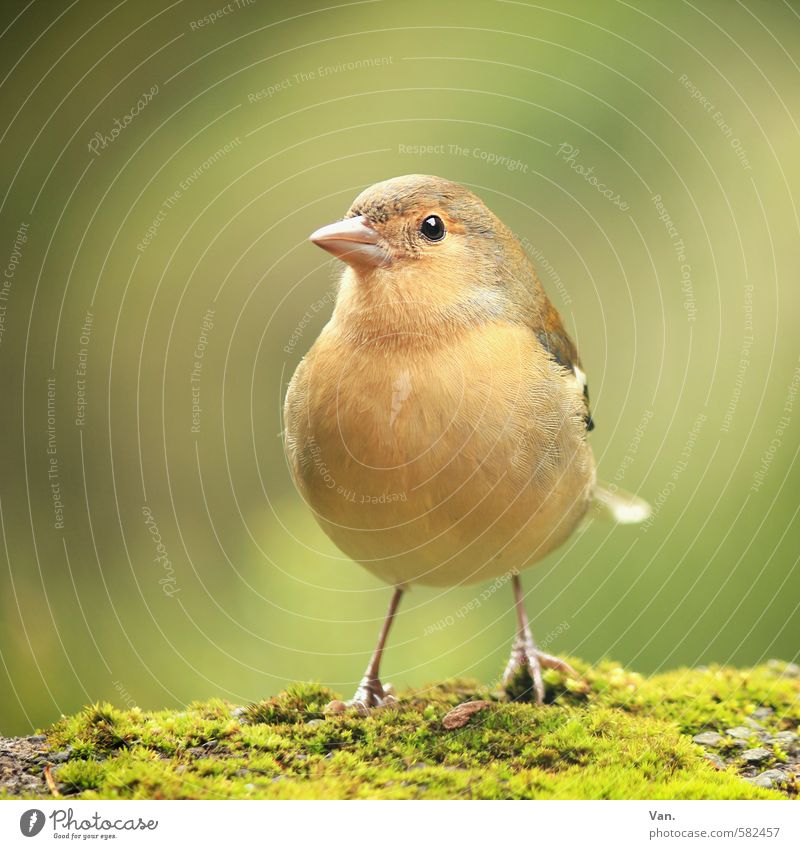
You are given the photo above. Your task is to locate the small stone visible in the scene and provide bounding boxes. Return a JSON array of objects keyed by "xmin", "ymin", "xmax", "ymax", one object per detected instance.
[
  {"xmin": 245, "ymin": 783, "xmax": 255, "ymax": 791},
  {"xmin": 49, "ymin": 749, "xmax": 71, "ymax": 764},
  {"xmin": 201, "ymin": 740, "xmax": 218, "ymax": 750},
  {"xmin": 442, "ymin": 700, "xmax": 492, "ymax": 730},
  {"xmin": 693, "ymin": 732, "xmax": 724, "ymax": 747},
  {"xmin": 703, "ymin": 753, "xmax": 725, "ymax": 769},
  {"xmin": 26, "ymin": 735, "xmax": 46, "ymax": 744},
  {"xmin": 305, "ymin": 719, "xmax": 324, "ymax": 727},
  {"xmin": 768, "ymin": 660, "xmax": 800, "ymax": 678},
  {"xmin": 726, "ymin": 726, "xmax": 753, "ymax": 740},
  {"xmin": 741, "ymin": 747, "xmax": 772, "ymax": 764},
  {"xmin": 406, "ymin": 762, "xmax": 430, "ymax": 771},
  {"xmin": 750, "ymin": 707, "xmax": 773, "ymax": 720},
  {"xmin": 745, "ymin": 718, "xmax": 765, "ymax": 730},
  {"xmin": 746, "ymin": 774, "xmax": 774, "ymax": 788},
  {"xmin": 757, "ymin": 769, "xmax": 788, "ymax": 787},
  {"xmin": 230, "ymin": 707, "xmax": 247, "ymax": 719},
  {"xmin": 772, "ymin": 731, "xmax": 797, "ymax": 748},
  {"xmin": 324, "ymin": 700, "xmax": 347, "ymax": 715}
]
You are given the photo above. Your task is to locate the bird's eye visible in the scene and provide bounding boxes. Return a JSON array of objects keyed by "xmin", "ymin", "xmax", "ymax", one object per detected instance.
[{"xmin": 420, "ymin": 215, "xmax": 446, "ymax": 242}]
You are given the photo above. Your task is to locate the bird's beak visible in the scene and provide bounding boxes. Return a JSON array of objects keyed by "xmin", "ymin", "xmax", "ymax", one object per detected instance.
[{"xmin": 309, "ymin": 215, "xmax": 390, "ymax": 269}]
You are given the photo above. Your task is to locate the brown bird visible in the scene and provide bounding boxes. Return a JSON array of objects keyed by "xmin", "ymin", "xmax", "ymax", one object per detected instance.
[{"xmin": 284, "ymin": 174, "xmax": 649, "ymax": 710}]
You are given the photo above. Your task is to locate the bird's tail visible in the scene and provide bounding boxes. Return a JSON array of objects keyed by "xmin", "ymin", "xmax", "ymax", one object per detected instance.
[{"xmin": 591, "ymin": 482, "xmax": 652, "ymax": 524}]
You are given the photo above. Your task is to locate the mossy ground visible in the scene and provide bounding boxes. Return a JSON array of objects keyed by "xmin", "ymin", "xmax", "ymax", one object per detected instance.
[{"xmin": 3, "ymin": 660, "xmax": 798, "ymax": 800}]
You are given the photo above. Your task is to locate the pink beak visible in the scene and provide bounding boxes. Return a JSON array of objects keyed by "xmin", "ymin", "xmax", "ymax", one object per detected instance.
[{"xmin": 309, "ymin": 215, "xmax": 390, "ymax": 269}]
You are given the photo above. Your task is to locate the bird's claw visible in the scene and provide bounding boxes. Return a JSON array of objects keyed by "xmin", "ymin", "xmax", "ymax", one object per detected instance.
[
  {"xmin": 326, "ymin": 677, "xmax": 397, "ymax": 716},
  {"xmin": 502, "ymin": 636, "xmax": 577, "ymax": 704}
]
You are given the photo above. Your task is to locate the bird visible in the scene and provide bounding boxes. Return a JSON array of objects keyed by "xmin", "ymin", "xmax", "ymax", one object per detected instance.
[{"xmin": 283, "ymin": 174, "xmax": 650, "ymax": 711}]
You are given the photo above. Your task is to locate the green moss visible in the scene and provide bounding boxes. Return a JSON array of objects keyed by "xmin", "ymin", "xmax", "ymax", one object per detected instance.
[{"xmin": 9, "ymin": 660, "xmax": 799, "ymax": 800}]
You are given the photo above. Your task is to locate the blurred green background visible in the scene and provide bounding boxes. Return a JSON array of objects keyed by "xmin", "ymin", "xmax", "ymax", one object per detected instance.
[{"xmin": 0, "ymin": 0, "xmax": 798, "ymax": 735}]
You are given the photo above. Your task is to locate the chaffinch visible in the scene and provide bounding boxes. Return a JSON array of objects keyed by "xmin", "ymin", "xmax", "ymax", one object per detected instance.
[{"xmin": 284, "ymin": 174, "xmax": 650, "ymax": 709}]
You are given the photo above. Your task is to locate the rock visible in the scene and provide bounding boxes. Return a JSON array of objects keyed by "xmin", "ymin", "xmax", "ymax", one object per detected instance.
[
  {"xmin": 726, "ymin": 726, "xmax": 753, "ymax": 740},
  {"xmin": 324, "ymin": 700, "xmax": 347, "ymax": 716},
  {"xmin": 305, "ymin": 719, "xmax": 324, "ymax": 727},
  {"xmin": 49, "ymin": 749, "xmax": 71, "ymax": 764},
  {"xmin": 693, "ymin": 732, "xmax": 724, "ymax": 747},
  {"xmin": 772, "ymin": 731, "xmax": 797, "ymax": 749},
  {"xmin": 750, "ymin": 707, "xmax": 773, "ymax": 720},
  {"xmin": 745, "ymin": 718, "xmax": 764, "ymax": 730},
  {"xmin": 201, "ymin": 740, "xmax": 218, "ymax": 750},
  {"xmin": 703, "ymin": 753, "xmax": 726, "ymax": 769},
  {"xmin": 442, "ymin": 700, "xmax": 492, "ymax": 730},
  {"xmin": 768, "ymin": 660, "xmax": 800, "ymax": 678},
  {"xmin": 757, "ymin": 769, "xmax": 788, "ymax": 788},
  {"xmin": 741, "ymin": 747, "xmax": 772, "ymax": 764},
  {"xmin": 746, "ymin": 774, "xmax": 775, "ymax": 788},
  {"xmin": 26, "ymin": 735, "xmax": 46, "ymax": 744}
]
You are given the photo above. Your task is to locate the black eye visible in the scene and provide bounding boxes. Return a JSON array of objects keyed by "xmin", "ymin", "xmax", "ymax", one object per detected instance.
[{"xmin": 420, "ymin": 215, "xmax": 446, "ymax": 242}]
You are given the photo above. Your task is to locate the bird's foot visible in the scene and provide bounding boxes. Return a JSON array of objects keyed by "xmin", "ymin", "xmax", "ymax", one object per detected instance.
[
  {"xmin": 502, "ymin": 636, "xmax": 578, "ymax": 704},
  {"xmin": 326, "ymin": 677, "xmax": 397, "ymax": 716}
]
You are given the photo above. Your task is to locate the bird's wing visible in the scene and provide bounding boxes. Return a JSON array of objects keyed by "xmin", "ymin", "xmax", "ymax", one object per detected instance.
[{"xmin": 530, "ymin": 295, "xmax": 595, "ymax": 431}]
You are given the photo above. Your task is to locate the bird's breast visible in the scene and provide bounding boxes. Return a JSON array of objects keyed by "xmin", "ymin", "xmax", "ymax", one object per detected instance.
[{"xmin": 284, "ymin": 320, "xmax": 595, "ymax": 586}]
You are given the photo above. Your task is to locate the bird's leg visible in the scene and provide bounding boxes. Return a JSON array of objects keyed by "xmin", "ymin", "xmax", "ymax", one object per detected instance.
[
  {"xmin": 502, "ymin": 574, "xmax": 577, "ymax": 704},
  {"xmin": 346, "ymin": 586, "xmax": 403, "ymax": 714}
]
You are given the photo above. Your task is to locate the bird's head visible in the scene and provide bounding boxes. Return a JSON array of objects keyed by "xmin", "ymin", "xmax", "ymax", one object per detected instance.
[{"xmin": 309, "ymin": 175, "xmax": 529, "ymax": 330}]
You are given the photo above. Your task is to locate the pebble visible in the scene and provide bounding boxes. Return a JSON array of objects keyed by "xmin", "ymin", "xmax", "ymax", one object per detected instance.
[
  {"xmin": 746, "ymin": 775, "xmax": 775, "ymax": 789},
  {"xmin": 693, "ymin": 732, "xmax": 724, "ymax": 747},
  {"xmin": 26, "ymin": 735, "xmax": 46, "ymax": 744},
  {"xmin": 703, "ymin": 753, "xmax": 726, "ymax": 769},
  {"xmin": 768, "ymin": 660, "xmax": 800, "ymax": 678},
  {"xmin": 757, "ymin": 769, "xmax": 788, "ymax": 788},
  {"xmin": 305, "ymin": 719, "xmax": 324, "ymax": 728},
  {"xmin": 772, "ymin": 731, "xmax": 797, "ymax": 748},
  {"xmin": 750, "ymin": 707, "xmax": 773, "ymax": 720},
  {"xmin": 49, "ymin": 749, "xmax": 71, "ymax": 764},
  {"xmin": 726, "ymin": 726, "xmax": 753, "ymax": 740},
  {"xmin": 741, "ymin": 747, "xmax": 772, "ymax": 764}
]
